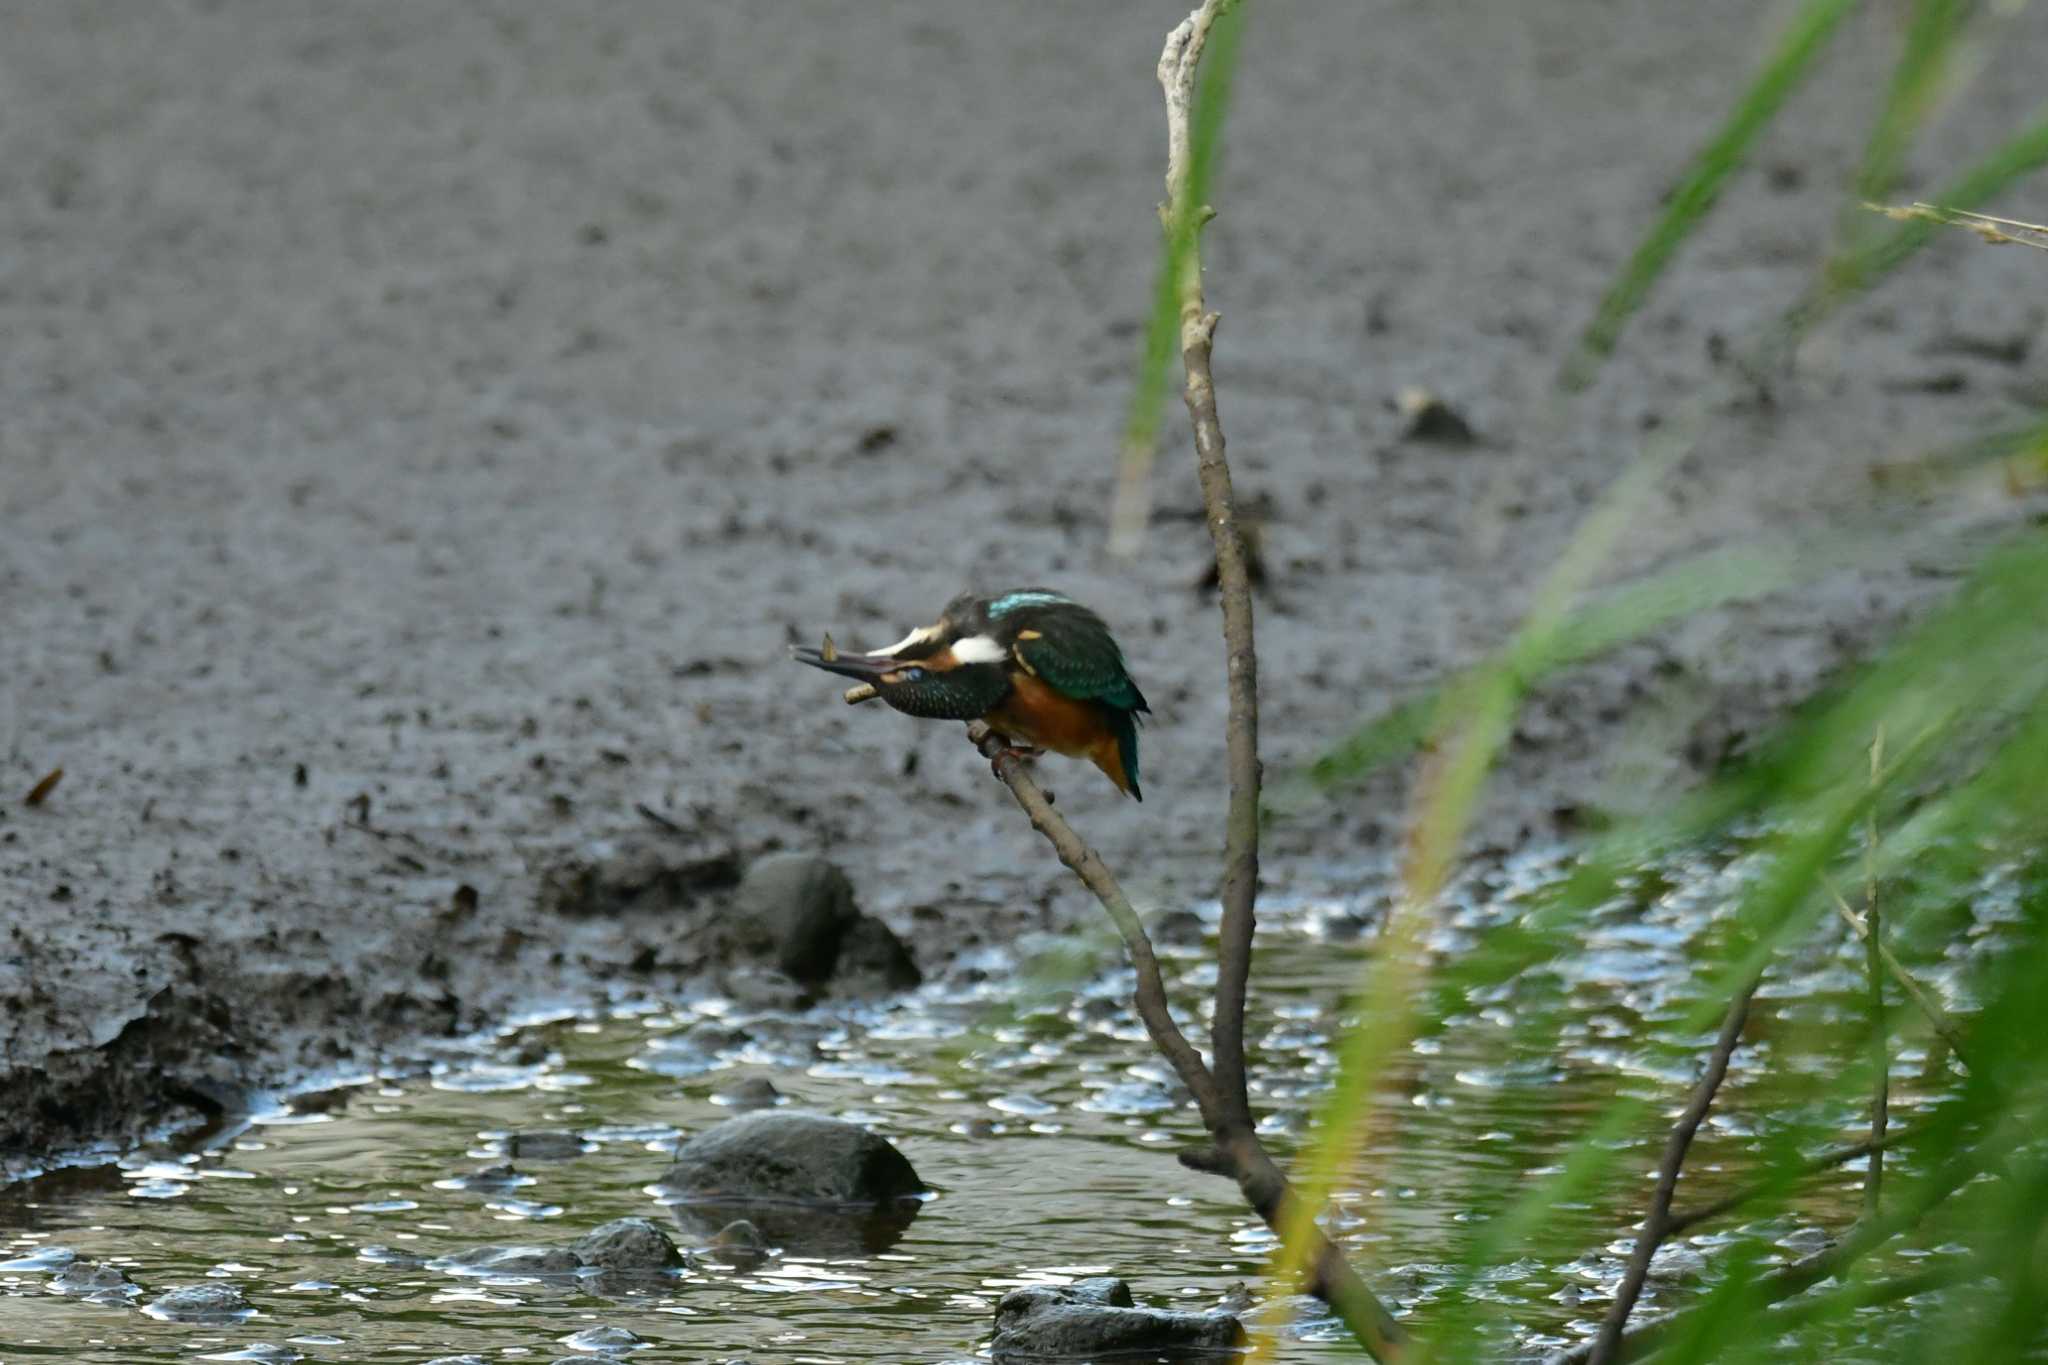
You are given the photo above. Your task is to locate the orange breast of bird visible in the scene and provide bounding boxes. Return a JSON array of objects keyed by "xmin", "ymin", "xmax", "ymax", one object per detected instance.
[{"xmin": 985, "ymin": 672, "xmax": 1135, "ymax": 797}]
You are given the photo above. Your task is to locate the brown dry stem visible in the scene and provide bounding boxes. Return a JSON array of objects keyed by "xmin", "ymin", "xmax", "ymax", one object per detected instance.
[
  {"xmin": 967, "ymin": 723, "xmax": 1403, "ymax": 1354},
  {"xmin": 955, "ymin": 10, "xmax": 1411, "ymax": 1352}
]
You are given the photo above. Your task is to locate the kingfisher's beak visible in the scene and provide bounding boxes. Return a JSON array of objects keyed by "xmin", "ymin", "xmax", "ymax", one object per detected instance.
[{"xmin": 790, "ymin": 639, "xmax": 906, "ymax": 682}]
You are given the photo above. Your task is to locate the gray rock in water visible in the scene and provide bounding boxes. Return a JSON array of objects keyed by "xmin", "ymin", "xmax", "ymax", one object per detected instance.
[
  {"xmin": 560, "ymin": 1323, "xmax": 645, "ymax": 1353},
  {"xmin": 991, "ymin": 1277, "xmax": 1245, "ymax": 1360},
  {"xmin": 424, "ymin": 1358, "xmax": 491, "ymax": 1365},
  {"xmin": 711, "ymin": 1219, "xmax": 764, "ymax": 1250},
  {"xmin": 569, "ymin": 1217, "xmax": 682, "ymax": 1273},
  {"xmin": 691, "ymin": 1217, "xmax": 769, "ymax": 1271},
  {"xmin": 49, "ymin": 1261, "xmax": 142, "ymax": 1303},
  {"xmin": 659, "ymin": 1111, "xmax": 924, "ymax": 1206},
  {"xmin": 712, "ymin": 1075, "xmax": 783, "ymax": 1110},
  {"xmin": 0, "ymin": 1244, "xmax": 75, "ymax": 1271},
  {"xmin": 142, "ymin": 1282, "xmax": 255, "ymax": 1324},
  {"xmin": 731, "ymin": 854, "xmax": 858, "ymax": 984},
  {"xmin": 659, "ymin": 1111, "xmax": 925, "ymax": 1255},
  {"xmin": 508, "ymin": 1130, "xmax": 588, "ymax": 1160}
]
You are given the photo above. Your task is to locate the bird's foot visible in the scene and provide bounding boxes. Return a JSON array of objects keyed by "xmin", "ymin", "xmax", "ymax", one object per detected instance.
[{"xmin": 986, "ymin": 743, "xmax": 1044, "ymax": 782}]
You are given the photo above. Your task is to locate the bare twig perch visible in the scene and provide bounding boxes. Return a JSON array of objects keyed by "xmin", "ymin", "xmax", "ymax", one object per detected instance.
[
  {"xmin": 969, "ymin": 726, "xmax": 1403, "ymax": 1357},
  {"xmin": 964, "ymin": 4, "xmax": 1408, "ymax": 1356},
  {"xmin": 1159, "ymin": 0, "xmax": 1263, "ymax": 1170}
]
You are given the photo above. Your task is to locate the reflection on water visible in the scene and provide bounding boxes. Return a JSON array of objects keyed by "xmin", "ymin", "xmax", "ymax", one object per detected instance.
[{"xmin": 0, "ymin": 844, "xmax": 1983, "ymax": 1361}]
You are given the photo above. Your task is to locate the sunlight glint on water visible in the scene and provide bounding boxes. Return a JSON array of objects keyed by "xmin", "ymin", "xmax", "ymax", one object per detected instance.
[{"xmin": 0, "ymin": 844, "xmax": 1975, "ymax": 1361}]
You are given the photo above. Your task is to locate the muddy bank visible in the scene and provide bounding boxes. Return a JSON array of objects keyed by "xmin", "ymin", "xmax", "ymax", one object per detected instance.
[{"xmin": 3, "ymin": 2, "xmax": 2045, "ymax": 1173}]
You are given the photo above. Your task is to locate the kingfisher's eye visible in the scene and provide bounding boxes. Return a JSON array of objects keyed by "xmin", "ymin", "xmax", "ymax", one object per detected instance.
[{"xmin": 898, "ymin": 667, "xmax": 927, "ymax": 682}]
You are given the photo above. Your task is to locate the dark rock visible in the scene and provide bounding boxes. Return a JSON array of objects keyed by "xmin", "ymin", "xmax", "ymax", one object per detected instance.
[
  {"xmin": 730, "ymin": 854, "xmax": 858, "ymax": 984},
  {"xmin": 441, "ymin": 1161, "xmax": 528, "ymax": 1190},
  {"xmin": 991, "ymin": 1277, "xmax": 1246, "ymax": 1360},
  {"xmin": 508, "ymin": 1129, "xmax": 588, "ymax": 1160},
  {"xmin": 659, "ymin": 1110, "xmax": 924, "ymax": 1206},
  {"xmin": 834, "ymin": 915, "xmax": 922, "ymax": 991},
  {"xmin": 1147, "ymin": 907, "xmax": 1209, "ymax": 948},
  {"xmin": 713, "ymin": 1076, "xmax": 784, "ymax": 1110},
  {"xmin": 569, "ymin": 1217, "xmax": 683, "ymax": 1274},
  {"xmin": 142, "ymin": 1282, "xmax": 255, "ymax": 1324},
  {"xmin": 723, "ymin": 853, "xmax": 921, "ymax": 994},
  {"xmin": 718, "ymin": 966, "xmax": 814, "ymax": 1012},
  {"xmin": 711, "ymin": 1219, "xmax": 764, "ymax": 1251},
  {"xmin": 1394, "ymin": 386, "xmax": 1477, "ymax": 444},
  {"xmin": 691, "ymin": 1218, "xmax": 769, "ymax": 1270},
  {"xmin": 658, "ymin": 1111, "xmax": 925, "ymax": 1255}
]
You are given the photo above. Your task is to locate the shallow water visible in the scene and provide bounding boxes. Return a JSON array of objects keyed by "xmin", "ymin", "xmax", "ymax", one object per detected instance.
[{"xmin": 0, "ymin": 845, "xmax": 1983, "ymax": 1362}]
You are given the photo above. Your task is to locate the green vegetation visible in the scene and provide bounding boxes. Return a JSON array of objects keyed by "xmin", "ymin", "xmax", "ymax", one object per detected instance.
[{"xmin": 1134, "ymin": 1, "xmax": 2048, "ymax": 1358}]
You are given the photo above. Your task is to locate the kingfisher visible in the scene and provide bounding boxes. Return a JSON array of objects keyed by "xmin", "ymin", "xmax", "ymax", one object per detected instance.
[{"xmin": 792, "ymin": 588, "xmax": 1150, "ymax": 799}]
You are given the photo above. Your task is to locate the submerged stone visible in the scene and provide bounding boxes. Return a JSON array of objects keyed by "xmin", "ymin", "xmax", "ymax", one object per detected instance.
[
  {"xmin": 568, "ymin": 1218, "xmax": 683, "ymax": 1274},
  {"xmin": 560, "ymin": 1323, "xmax": 646, "ymax": 1353},
  {"xmin": 49, "ymin": 1261, "xmax": 142, "ymax": 1304},
  {"xmin": 142, "ymin": 1282, "xmax": 255, "ymax": 1324},
  {"xmin": 658, "ymin": 1111, "xmax": 924, "ymax": 1206},
  {"xmin": 991, "ymin": 1277, "xmax": 1245, "ymax": 1360},
  {"xmin": 508, "ymin": 1130, "xmax": 588, "ymax": 1160},
  {"xmin": 712, "ymin": 1075, "xmax": 783, "ymax": 1110},
  {"xmin": 658, "ymin": 1110, "xmax": 925, "ymax": 1255}
]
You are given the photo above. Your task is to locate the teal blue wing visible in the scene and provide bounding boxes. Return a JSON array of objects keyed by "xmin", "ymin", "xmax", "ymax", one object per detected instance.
[
  {"xmin": 1011, "ymin": 612, "xmax": 1149, "ymax": 716},
  {"xmin": 1012, "ymin": 607, "xmax": 1148, "ymax": 800}
]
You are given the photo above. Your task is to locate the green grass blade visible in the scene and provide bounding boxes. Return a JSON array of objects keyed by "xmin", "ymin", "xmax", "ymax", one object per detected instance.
[
  {"xmin": 1113, "ymin": 1, "xmax": 1248, "ymax": 552},
  {"xmin": 1559, "ymin": 0, "xmax": 1864, "ymax": 390}
]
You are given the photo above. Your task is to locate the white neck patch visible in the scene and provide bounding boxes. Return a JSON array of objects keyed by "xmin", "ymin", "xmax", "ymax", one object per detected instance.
[{"xmin": 949, "ymin": 634, "xmax": 1008, "ymax": 665}]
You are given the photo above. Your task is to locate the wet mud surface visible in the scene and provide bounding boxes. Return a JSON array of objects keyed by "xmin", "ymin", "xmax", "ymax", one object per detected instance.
[{"xmin": 4, "ymin": 3, "xmax": 2046, "ymax": 1171}]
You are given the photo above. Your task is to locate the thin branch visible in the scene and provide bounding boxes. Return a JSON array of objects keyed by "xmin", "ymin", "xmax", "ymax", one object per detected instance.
[
  {"xmin": 967, "ymin": 723, "xmax": 1216, "ymax": 1111},
  {"xmin": 972, "ymin": 8, "xmax": 1406, "ymax": 1358},
  {"xmin": 1551, "ymin": 1132, "xmax": 2006, "ymax": 1365},
  {"xmin": 1159, "ymin": 0, "xmax": 1261, "ymax": 1143},
  {"xmin": 967, "ymin": 724, "xmax": 1406, "ymax": 1357},
  {"xmin": 1587, "ymin": 973, "xmax": 1763, "ymax": 1365},
  {"xmin": 1822, "ymin": 875, "xmax": 1973, "ymax": 1072},
  {"xmin": 1663, "ymin": 1132, "xmax": 1881, "ymax": 1239}
]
